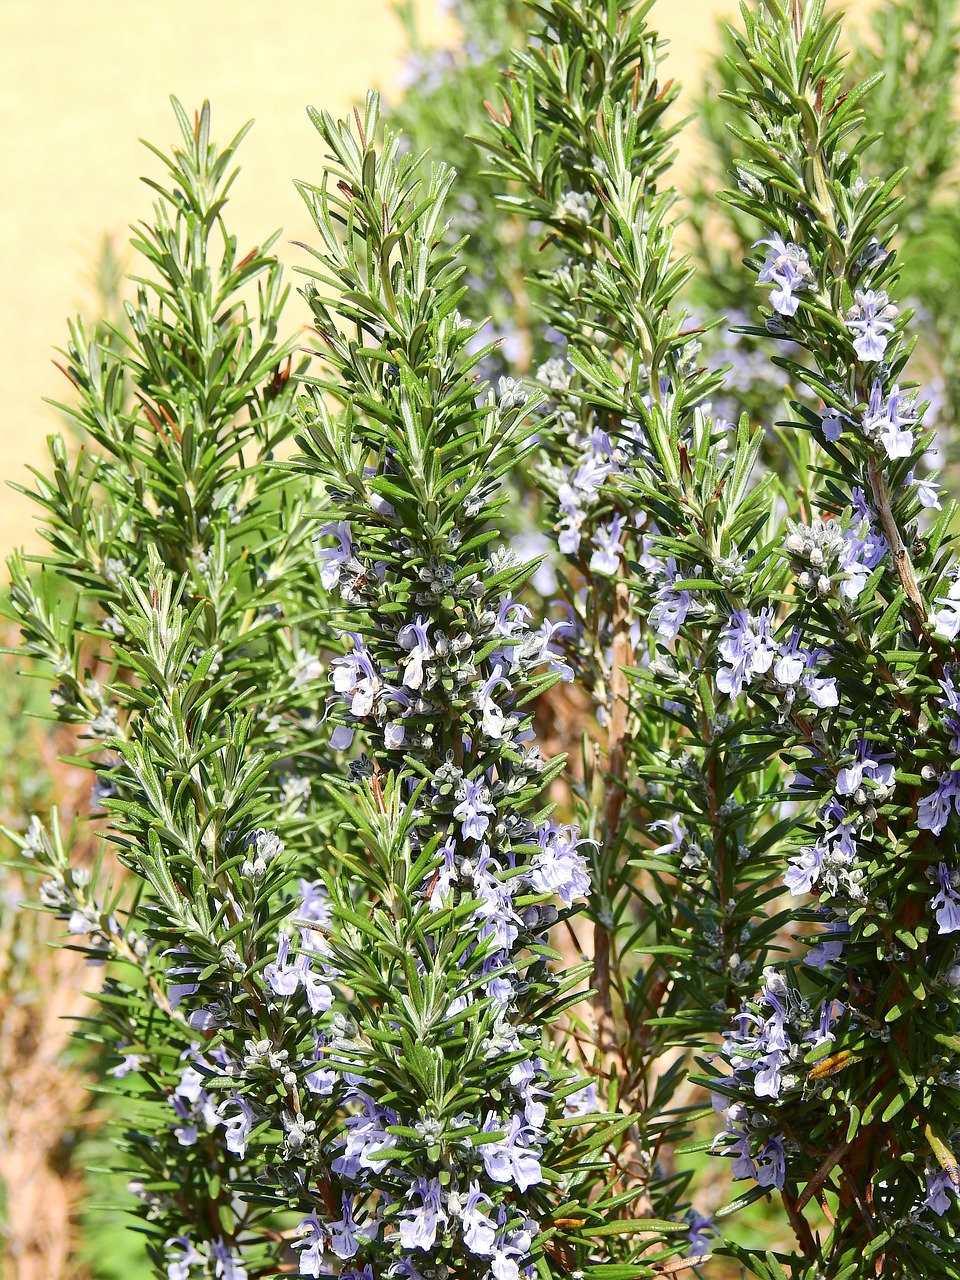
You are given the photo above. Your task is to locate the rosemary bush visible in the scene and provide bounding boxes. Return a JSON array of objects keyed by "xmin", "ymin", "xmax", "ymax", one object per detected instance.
[{"xmin": 6, "ymin": 2, "xmax": 960, "ymax": 1278}]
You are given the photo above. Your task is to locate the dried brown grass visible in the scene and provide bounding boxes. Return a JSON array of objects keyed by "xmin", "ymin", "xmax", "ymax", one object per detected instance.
[{"xmin": 0, "ymin": 725, "xmax": 102, "ymax": 1280}]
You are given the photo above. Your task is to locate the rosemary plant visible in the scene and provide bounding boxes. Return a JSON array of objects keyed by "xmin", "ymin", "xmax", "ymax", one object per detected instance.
[{"xmin": 7, "ymin": 3, "xmax": 960, "ymax": 1279}]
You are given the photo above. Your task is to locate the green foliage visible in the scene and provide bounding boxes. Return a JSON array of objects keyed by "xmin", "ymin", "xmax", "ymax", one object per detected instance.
[
  {"xmin": 386, "ymin": 0, "xmax": 539, "ymax": 375},
  {"xmin": 6, "ymin": 96, "xmax": 330, "ymax": 1275},
  {"xmin": 7, "ymin": 4, "xmax": 960, "ymax": 1280}
]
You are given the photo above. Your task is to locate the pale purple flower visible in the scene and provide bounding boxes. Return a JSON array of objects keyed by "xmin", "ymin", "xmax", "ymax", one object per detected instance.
[
  {"xmin": 786, "ymin": 796, "xmax": 859, "ymax": 898},
  {"xmin": 840, "ymin": 496, "xmax": 889, "ymax": 599},
  {"xmin": 649, "ymin": 587, "xmax": 691, "ymax": 642},
  {"xmin": 472, "ymin": 853, "xmax": 522, "ymax": 951},
  {"xmin": 774, "ymin": 633, "xmax": 838, "ymax": 708},
  {"xmin": 292, "ymin": 1212, "xmax": 325, "ymax": 1278},
  {"xmin": 936, "ymin": 672, "xmax": 960, "ymax": 744},
  {"xmin": 218, "ymin": 1094, "xmax": 256, "ymax": 1157},
  {"xmin": 534, "ymin": 615, "xmax": 574, "ymax": 682},
  {"xmin": 454, "ymin": 779, "xmax": 495, "ymax": 840},
  {"xmin": 477, "ymin": 1113, "xmax": 543, "ymax": 1190},
  {"xmin": 165, "ymin": 1235, "xmax": 202, "ymax": 1280},
  {"xmin": 110, "ymin": 1051, "xmax": 143, "ymax": 1077},
  {"xmin": 863, "ymin": 381, "xmax": 914, "ymax": 459},
  {"xmin": 509, "ymin": 1059, "xmax": 549, "ymax": 1130},
  {"xmin": 574, "ymin": 451, "xmax": 616, "ymax": 494},
  {"xmin": 305, "ymin": 1059, "xmax": 336, "ymax": 1095},
  {"xmin": 331, "ymin": 634, "xmax": 380, "ymax": 718},
  {"xmin": 211, "ymin": 1239, "xmax": 247, "ymax": 1280},
  {"xmin": 398, "ymin": 1177, "xmax": 448, "ymax": 1252},
  {"xmin": 304, "ymin": 1034, "xmax": 336, "ymax": 1096},
  {"xmin": 301, "ymin": 1054, "xmax": 337, "ymax": 1100},
  {"xmin": 480, "ymin": 952, "xmax": 515, "ymax": 1005},
  {"xmin": 90, "ymin": 775, "xmax": 117, "ymax": 811},
  {"xmin": 174, "ymin": 1065, "xmax": 207, "ymax": 1105},
  {"xmin": 490, "ymin": 1216, "xmax": 536, "ymax": 1280},
  {"xmin": 445, "ymin": 991, "xmax": 470, "ymax": 1019},
  {"xmin": 821, "ymin": 797, "xmax": 859, "ymax": 853},
  {"xmin": 717, "ymin": 608, "xmax": 777, "ymax": 698},
  {"xmin": 919, "ymin": 771, "xmax": 960, "ymax": 835},
  {"xmin": 649, "ymin": 558, "xmax": 692, "ymax": 642},
  {"xmin": 773, "ymin": 638, "xmax": 803, "ymax": 686},
  {"xmin": 754, "ymin": 1053, "xmax": 784, "ymax": 1100},
  {"xmin": 933, "ymin": 578, "xmax": 960, "ymax": 640},
  {"xmin": 588, "ymin": 514, "xmax": 624, "ymax": 575},
  {"xmin": 428, "ymin": 839, "xmax": 458, "ymax": 910},
  {"xmin": 493, "ymin": 595, "xmax": 532, "ymax": 640},
  {"xmin": 264, "ymin": 931, "xmax": 332, "ymax": 1011},
  {"xmin": 924, "ymin": 1166, "xmax": 959, "ymax": 1216},
  {"xmin": 805, "ymin": 921, "xmax": 847, "ymax": 969},
  {"xmin": 386, "ymin": 1256, "xmax": 424, "ymax": 1280},
  {"xmin": 784, "ymin": 843, "xmax": 823, "ymax": 897},
  {"xmin": 65, "ymin": 906, "xmax": 99, "ymax": 937},
  {"xmin": 557, "ymin": 484, "xmax": 585, "ymax": 554},
  {"xmin": 510, "ymin": 531, "xmax": 558, "ymax": 596},
  {"xmin": 301, "ymin": 960, "xmax": 334, "ymax": 1014},
  {"xmin": 821, "ymin": 410, "xmax": 843, "ymax": 441},
  {"xmin": 398, "ymin": 617, "xmax": 433, "ymax": 690},
  {"xmin": 316, "ymin": 521, "xmax": 354, "ymax": 591},
  {"xmin": 290, "ymin": 649, "xmax": 323, "ymax": 690},
  {"xmin": 169, "ymin": 1096, "xmax": 199, "ymax": 1147},
  {"xmin": 165, "ymin": 945, "xmax": 201, "ymax": 1007},
  {"xmin": 330, "ymin": 724, "xmax": 355, "ymax": 750},
  {"xmin": 585, "ymin": 424, "xmax": 616, "ymax": 458},
  {"xmin": 756, "ymin": 234, "xmax": 812, "ymax": 316},
  {"xmin": 846, "ymin": 289, "xmax": 898, "ymax": 362},
  {"xmin": 684, "ymin": 1209, "xmax": 718, "ymax": 1256},
  {"xmin": 476, "ymin": 667, "xmax": 510, "ymax": 739},
  {"xmin": 461, "ymin": 1182, "xmax": 498, "ymax": 1256},
  {"xmin": 563, "ymin": 1080, "xmax": 599, "ymax": 1117},
  {"xmin": 264, "ymin": 933, "xmax": 302, "ymax": 997},
  {"xmin": 835, "ymin": 739, "xmax": 894, "ymax": 796},
  {"xmin": 170, "ymin": 1064, "xmax": 219, "ymax": 1146},
  {"xmin": 756, "ymin": 1136, "xmax": 786, "ymax": 1190},
  {"xmin": 727, "ymin": 1119, "xmax": 764, "ymax": 1183},
  {"xmin": 330, "ymin": 1195, "xmax": 376, "ymax": 1260},
  {"xmin": 649, "ymin": 814, "xmax": 686, "ymax": 856},
  {"xmin": 906, "ymin": 469, "xmax": 942, "ymax": 510},
  {"xmin": 805, "ymin": 998, "xmax": 843, "ymax": 1059},
  {"xmin": 332, "ymin": 1096, "xmax": 398, "ymax": 1177},
  {"xmin": 485, "ymin": 972, "xmax": 514, "ymax": 1005},
  {"xmin": 724, "ymin": 971, "xmax": 791, "ymax": 1100},
  {"xmin": 803, "ymin": 669, "xmax": 839, "ymax": 710},
  {"xmin": 297, "ymin": 879, "xmax": 331, "ymax": 931},
  {"xmin": 728, "ymin": 1131, "xmax": 758, "ymax": 1182},
  {"xmin": 528, "ymin": 822, "xmax": 592, "ymax": 907},
  {"xmin": 931, "ymin": 862, "xmax": 960, "ymax": 933}
]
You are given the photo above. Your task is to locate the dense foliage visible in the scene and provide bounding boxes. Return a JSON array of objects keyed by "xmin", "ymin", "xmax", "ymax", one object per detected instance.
[{"xmin": 5, "ymin": 2, "xmax": 960, "ymax": 1278}]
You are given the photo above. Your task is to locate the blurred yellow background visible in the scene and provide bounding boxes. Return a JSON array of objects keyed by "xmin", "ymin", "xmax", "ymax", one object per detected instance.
[{"xmin": 0, "ymin": 0, "xmax": 871, "ymax": 557}]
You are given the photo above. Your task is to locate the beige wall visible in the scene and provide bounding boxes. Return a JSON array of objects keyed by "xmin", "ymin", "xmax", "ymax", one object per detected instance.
[{"xmin": 0, "ymin": 1, "xmax": 870, "ymax": 557}]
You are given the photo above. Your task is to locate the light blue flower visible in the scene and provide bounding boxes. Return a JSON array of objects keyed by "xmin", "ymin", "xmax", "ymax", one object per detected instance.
[
  {"xmin": 454, "ymin": 779, "xmax": 495, "ymax": 840},
  {"xmin": 846, "ymin": 289, "xmax": 898, "ymax": 362},
  {"xmin": 931, "ymin": 862, "xmax": 960, "ymax": 933},
  {"xmin": 477, "ymin": 1113, "xmax": 543, "ymax": 1190},
  {"xmin": 398, "ymin": 1177, "xmax": 448, "ymax": 1252},
  {"xmin": 460, "ymin": 1182, "xmax": 498, "ymax": 1256},
  {"xmin": 756, "ymin": 234, "xmax": 812, "ymax": 316},
  {"xmin": 315, "ymin": 520, "xmax": 354, "ymax": 591}
]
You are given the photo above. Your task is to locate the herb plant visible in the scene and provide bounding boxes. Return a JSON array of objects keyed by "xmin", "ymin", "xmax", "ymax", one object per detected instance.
[{"xmin": 7, "ymin": 3, "xmax": 960, "ymax": 1278}]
